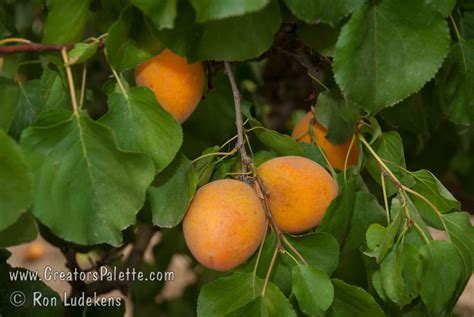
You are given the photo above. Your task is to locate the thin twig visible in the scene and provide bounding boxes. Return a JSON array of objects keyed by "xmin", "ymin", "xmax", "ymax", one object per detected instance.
[
  {"xmin": 79, "ymin": 63, "xmax": 87, "ymax": 109},
  {"xmin": 223, "ymin": 62, "xmax": 252, "ymax": 174}
]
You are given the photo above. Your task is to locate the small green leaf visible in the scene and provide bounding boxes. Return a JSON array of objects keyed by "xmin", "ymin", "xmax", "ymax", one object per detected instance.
[
  {"xmin": 0, "ymin": 212, "xmax": 37, "ymax": 248},
  {"xmin": 376, "ymin": 198, "xmax": 403, "ymax": 262},
  {"xmin": 409, "ymin": 169, "xmax": 460, "ymax": 227},
  {"xmin": 148, "ymin": 153, "xmax": 198, "ymax": 227},
  {"xmin": 286, "ymin": 232, "xmax": 340, "ymax": 274},
  {"xmin": 106, "ymin": 6, "xmax": 164, "ymax": 71},
  {"xmin": 284, "ymin": 0, "xmax": 363, "ymax": 26},
  {"xmin": 243, "ymin": 102, "xmax": 303, "ymax": 156},
  {"xmin": 66, "ymin": 42, "xmax": 99, "ymax": 65},
  {"xmin": 21, "ymin": 111, "xmax": 155, "ymax": 245},
  {"xmin": 436, "ymin": 40, "xmax": 474, "ymax": 124},
  {"xmin": 101, "ymin": 87, "xmax": 182, "ymax": 171},
  {"xmin": 43, "ymin": 0, "xmax": 92, "ymax": 43},
  {"xmin": 327, "ymin": 279, "xmax": 384, "ymax": 316},
  {"xmin": 292, "ymin": 264, "xmax": 334, "ymax": 315},
  {"xmin": 418, "ymin": 240, "xmax": 466, "ymax": 315},
  {"xmin": 334, "ymin": 0, "xmax": 450, "ymax": 113},
  {"xmin": 190, "ymin": 0, "xmax": 270, "ymax": 22},
  {"xmin": 314, "ymin": 89, "xmax": 359, "ymax": 144},
  {"xmin": 0, "ymin": 130, "xmax": 32, "ymax": 231},
  {"xmin": 131, "ymin": 0, "xmax": 178, "ymax": 29}
]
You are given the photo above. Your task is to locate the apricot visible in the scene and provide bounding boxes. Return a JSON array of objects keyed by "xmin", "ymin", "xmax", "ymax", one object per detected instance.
[
  {"xmin": 258, "ymin": 156, "xmax": 338, "ymax": 233},
  {"xmin": 135, "ymin": 49, "xmax": 205, "ymax": 123},
  {"xmin": 183, "ymin": 179, "xmax": 266, "ymax": 271},
  {"xmin": 292, "ymin": 112, "xmax": 360, "ymax": 170},
  {"xmin": 23, "ymin": 241, "xmax": 45, "ymax": 261}
]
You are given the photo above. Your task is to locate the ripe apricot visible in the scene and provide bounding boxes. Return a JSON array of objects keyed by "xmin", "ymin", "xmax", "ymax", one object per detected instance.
[
  {"xmin": 292, "ymin": 112, "xmax": 360, "ymax": 170},
  {"xmin": 23, "ymin": 241, "xmax": 45, "ymax": 261},
  {"xmin": 183, "ymin": 179, "xmax": 266, "ymax": 271},
  {"xmin": 135, "ymin": 49, "xmax": 205, "ymax": 123},
  {"xmin": 258, "ymin": 156, "xmax": 338, "ymax": 233}
]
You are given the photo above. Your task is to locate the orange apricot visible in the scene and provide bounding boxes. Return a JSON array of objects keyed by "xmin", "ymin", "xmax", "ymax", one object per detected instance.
[
  {"xmin": 23, "ymin": 241, "xmax": 45, "ymax": 261},
  {"xmin": 183, "ymin": 179, "xmax": 266, "ymax": 271},
  {"xmin": 292, "ymin": 112, "xmax": 360, "ymax": 170},
  {"xmin": 258, "ymin": 156, "xmax": 338, "ymax": 234},
  {"xmin": 135, "ymin": 49, "xmax": 205, "ymax": 123}
]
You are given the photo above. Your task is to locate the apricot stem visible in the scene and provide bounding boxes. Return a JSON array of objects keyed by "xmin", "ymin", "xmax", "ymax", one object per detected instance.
[{"xmin": 223, "ymin": 61, "xmax": 252, "ymax": 173}]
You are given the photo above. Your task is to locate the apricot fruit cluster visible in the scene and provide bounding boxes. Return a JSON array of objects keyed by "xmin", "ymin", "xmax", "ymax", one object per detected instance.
[
  {"xmin": 183, "ymin": 156, "xmax": 338, "ymax": 271},
  {"xmin": 292, "ymin": 112, "xmax": 360, "ymax": 170},
  {"xmin": 135, "ymin": 49, "xmax": 204, "ymax": 123}
]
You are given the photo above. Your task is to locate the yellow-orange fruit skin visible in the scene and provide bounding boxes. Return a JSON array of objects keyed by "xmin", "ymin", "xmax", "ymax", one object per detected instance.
[
  {"xmin": 258, "ymin": 156, "xmax": 338, "ymax": 234},
  {"xmin": 292, "ymin": 112, "xmax": 360, "ymax": 170},
  {"xmin": 23, "ymin": 241, "xmax": 45, "ymax": 261},
  {"xmin": 135, "ymin": 49, "xmax": 204, "ymax": 123},
  {"xmin": 183, "ymin": 179, "xmax": 266, "ymax": 271}
]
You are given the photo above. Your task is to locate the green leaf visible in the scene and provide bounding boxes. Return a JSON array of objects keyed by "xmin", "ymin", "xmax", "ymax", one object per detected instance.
[
  {"xmin": 327, "ymin": 279, "xmax": 384, "ymax": 317},
  {"xmin": 334, "ymin": 0, "xmax": 450, "ymax": 113},
  {"xmin": 418, "ymin": 240, "xmax": 466, "ymax": 315},
  {"xmin": 376, "ymin": 198, "xmax": 403, "ymax": 262},
  {"xmin": 158, "ymin": 1, "xmax": 281, "ymax": 62},
  {"xmin": 243, "ymin": 103, "xmax": 303, "ymax": 156},
  {"xmin": 106, "ymin": 6, "xmax": 164, "ymax": 71},
  {"xmin": 284, "ymin": 0, "xmax": 363, "ymax": 26},
  {"xmin": 379, "ymin": 243, "xmax": 420, "ymax": 307},
  {"xmin": 409, "ymin": 170, "xmax": 460, "ymax": 227},
  {"xmin": 42, "ymin": 0, "xmax": 92, "ymax": 43},
  {"xmin": 316, "ymin": 176, "xmax": 356, "ymax": 244},
  {"xmin": 0, "ymin": 263, "xmax": 64, "ymax": 316},
  {"xmin": 9, "ymin": 80, "xmax": 41, "ymax": 138},
  {"xmin": 66, "ymin": 42, "xmax": 99, "ymax": 65},
  {"xmin": 40, "ymin": 65, "xmax": 70, "ymax": 112},
  {"xmin": 100, "ymin": 87, "xmax": 182, "ymax": 171},
  {"xmin": 297, "ymin": 22, "xmax": 340, "ymax": 56},
  {"xmin": 443, "ymin": 212, "xmax": 474, "ymax": 270},
  {"xmin": 335, "ymin": 192, "xmax": 386, "ymax": 286},
  {"xmin": 436, "ymin": 40, "xmax": 474, "ymax": 124},
  {"xmin": 189, "ymin": 0, "xmax": 271, "ymax": 22},
  {"xmin": 314, "ymin": 89, "xmax": 359, "ymax": 144},
  {"xmin": 286, "ymin": 232, "xmax": 340, "ymax": 275},
  {"xmin": 0, "ymin": 212, "xmax": 37, "ymax": 248},
  {"xmin": 0, "ymin": 130, "xmax": 32, "ymax": 231},
  {"xmin": 21, "ymin": 111, "xmax": 155, "ymax": 245},
  {"xmin": 292, "ymin": 264, "xmax": 334, "ymax": 315},
  {"xmin": 197, "ymin": 272, "xmax": 295, "ymax": 317},
  {"xmin": 131, "ymin": 0, "xmax": 178, "ymax": 29},
  {"xmin": 148, "ymin": 153, "xmax": 198, "ymax": 227},
  {"xmin": 0, "ymin": 79, "xmax": 18, "ymax": 131}
]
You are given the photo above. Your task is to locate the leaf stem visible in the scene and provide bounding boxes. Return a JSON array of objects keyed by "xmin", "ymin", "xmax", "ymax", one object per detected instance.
[
  {"xmin": 343, "ymin": 134, "xmax": 356, "ymax": 182},
  {"xmin": 449, "ymin": 15, "xmax": 463, "ymax": 42},
  {"xmin": 191, "ymin": 150, "xmax": 237, "ymax": 164},
  {"xmin": 61, "ymin": 47, "xmax": 79, "ymax": 114},
  {"xmin": 261, "ymin": 245, "xmax": 279, "ymax": 296},
  {"xmin": 0, "ymin": 37, "xmax": 32, "ymax": 45},
  {"xmin": 79, "ymin": 63, "xmax": 87, "ymax": 109},
  {"xmin": 380, "ymin": 172, "xmax": 391, "ymax": 225},
  {"xmin": 281, "ymin": 235, "xmax": 308, "ymax": 265}
]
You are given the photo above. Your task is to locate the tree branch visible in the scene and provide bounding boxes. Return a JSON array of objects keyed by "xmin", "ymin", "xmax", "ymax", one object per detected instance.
[
  {"xmin": 0, "ymin": 43, "xmax": 74, "ymax": 55},
  {"xmin": 223, "ymin": 61, "xmax": 252, "ymax": 174}
]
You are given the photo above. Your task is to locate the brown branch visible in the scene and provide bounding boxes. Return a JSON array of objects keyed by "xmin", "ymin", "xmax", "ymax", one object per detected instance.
[
  {"xmin": 0, "ymin": 43, "xmax": 74, "ymax": 55},
  {"xmin": 223, "ymin": 61, "xmax": 252, "ymax": 175}
]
